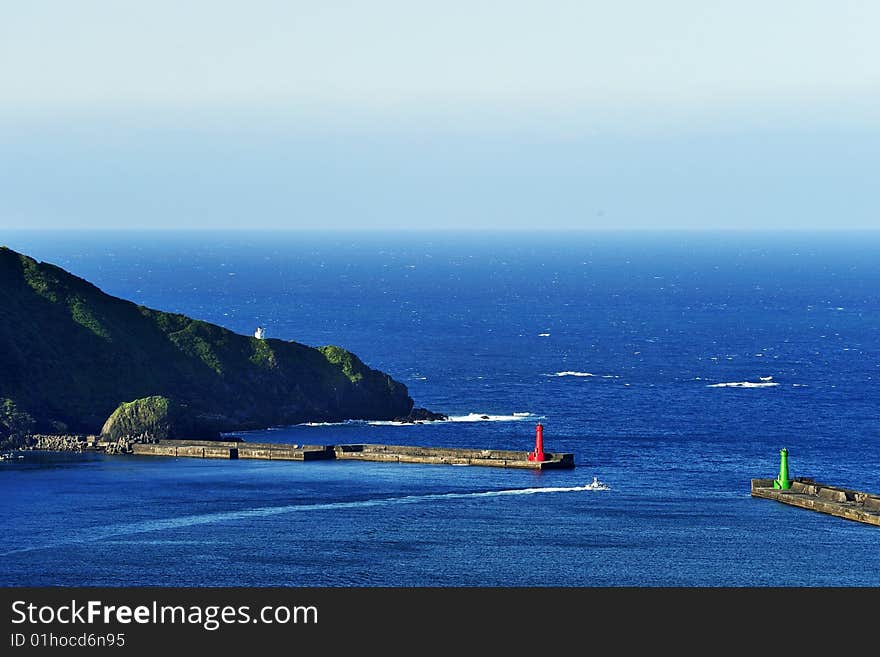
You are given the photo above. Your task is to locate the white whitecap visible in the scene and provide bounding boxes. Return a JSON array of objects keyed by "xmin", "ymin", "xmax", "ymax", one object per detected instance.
[
  {"xmin": 707, "ymin": 381, "xmax": 780, "ymax": 388},
  {"xmin": 446, "ymin": 413, "xmax": 536, "ymax": 423},
  {"xmin": 545, "ymin": 371, "xmax": 594, "ymax": 377},
  {"xmin": 300, "ymin": 422, "xmax": 341, "ymax": 427},
  {"xmin": 364, "ymin": 413, "xmax": 539, "ymax": 425}
]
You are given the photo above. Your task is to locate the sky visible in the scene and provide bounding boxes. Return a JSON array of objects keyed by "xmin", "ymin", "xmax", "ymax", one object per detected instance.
[{"xmin": 1, "ymin": 1, "xmax": 878, "ymax": 231}]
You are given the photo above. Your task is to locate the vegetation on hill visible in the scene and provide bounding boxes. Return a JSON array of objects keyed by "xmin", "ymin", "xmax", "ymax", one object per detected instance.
[{"xmin": 0, "ymin": 246, "xmax": 413, "ymax": 443}]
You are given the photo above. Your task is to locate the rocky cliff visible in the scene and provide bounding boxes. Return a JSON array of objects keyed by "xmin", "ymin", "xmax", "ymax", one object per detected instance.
[{"xmin": 0, "ymin": 246, "xmax": 413, "ymax": 441}]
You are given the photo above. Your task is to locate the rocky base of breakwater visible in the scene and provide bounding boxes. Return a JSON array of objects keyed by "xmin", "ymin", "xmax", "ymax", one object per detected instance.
[
  {"xmin": 24, "ymin": 434, "xmax": 94, "ymax": 452},
  {"xmin": 23, "ymin": 433, "xmax": 159, "ymax": 454}
]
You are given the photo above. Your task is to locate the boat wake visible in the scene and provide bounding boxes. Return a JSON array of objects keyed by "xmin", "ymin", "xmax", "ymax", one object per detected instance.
[{"xmin": 0, "ymin": 483, "xmax": 608, "ymax": 556}]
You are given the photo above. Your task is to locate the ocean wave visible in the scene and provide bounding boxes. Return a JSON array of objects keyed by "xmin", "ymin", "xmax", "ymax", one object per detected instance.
[
  {"xmin": 296, "ymin": 419, "xmax": 412, "ymax": 428},
  {"xmin": 294, "ymin": 419, "xmax": 380, "ymax": 428},
  {"xmin": 292, "ymin": 413, "xmax": 539, "ymax": 428},
  {"xmin": 366, "ymin": 420, "xmax": 417, "ymax": 426},
  {"xmin": 707, "ymin": 381, "xmax": 781, "ymax": 388},
  {"xmin": 545, "ymin": 371, "xmax": 619, "ymax": 379},
  {"xmin": 446, "ymin": 412, "xmax": 537, "ymax": 423}
]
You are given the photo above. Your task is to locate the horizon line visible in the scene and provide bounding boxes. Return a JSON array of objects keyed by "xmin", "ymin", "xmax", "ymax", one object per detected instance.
[{"xmin": 3, "ymin": 227, "xmax": 880, "ymax": 234}]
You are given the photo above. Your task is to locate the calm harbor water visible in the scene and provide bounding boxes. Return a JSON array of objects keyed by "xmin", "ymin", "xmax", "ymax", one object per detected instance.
[{"xmin": 2, "ymin": 231, "xmax": 879, "ymax": 586}]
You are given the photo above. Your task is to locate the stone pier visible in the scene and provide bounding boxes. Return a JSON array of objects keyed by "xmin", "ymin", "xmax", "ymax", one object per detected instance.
[
  {"xmin": 751, "ymin": 477, "xmax": 880, "ymax": 526},
  {"xmin": 130, "ymin": 440, "xmax": 574, "ymax": 470}
]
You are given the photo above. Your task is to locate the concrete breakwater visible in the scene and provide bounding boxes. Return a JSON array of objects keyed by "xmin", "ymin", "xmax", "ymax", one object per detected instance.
[
  {"xmin": 751, "ymin": 478, "xmax": 880, "ymax": 527},
  {"xmin": 131, "ymin": 440, "xmax": 330, "ymax": 461},
  {"xmin": 132, "ymin": 440, "xmax": 575, "ymax": 470},
  {"xmin": 334, "ymin": 443, "xmax": 574, "ymax": 469}
]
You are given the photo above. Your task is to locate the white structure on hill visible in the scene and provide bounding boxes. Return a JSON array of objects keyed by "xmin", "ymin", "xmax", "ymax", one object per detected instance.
[{"xmin": 254, "ymin": 326, "xmax": 266, "ymax": 340}]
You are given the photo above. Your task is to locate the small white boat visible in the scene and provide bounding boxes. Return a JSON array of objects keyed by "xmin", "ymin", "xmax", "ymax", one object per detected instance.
[
  {"xmin": 584, "ymin": 476, "xmax": 610, "ymax": 491},
  {"xmin": 759, "ymin": 376, "xmax": 774, "ymax": 381}
]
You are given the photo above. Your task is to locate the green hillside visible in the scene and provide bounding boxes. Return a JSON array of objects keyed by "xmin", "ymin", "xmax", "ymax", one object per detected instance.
[{"xmin": 0, "ymin": 246, "xmax": 412, "ymax": 443}]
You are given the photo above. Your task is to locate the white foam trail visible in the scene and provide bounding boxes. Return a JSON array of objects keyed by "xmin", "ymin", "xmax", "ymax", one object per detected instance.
[
  {"xmin": 0, "ymin": 485, "xmax": 603, "ymax": 557},
  {"xmin": 707, "ymin": 381, "xmax": 780, "ymax": 388}
]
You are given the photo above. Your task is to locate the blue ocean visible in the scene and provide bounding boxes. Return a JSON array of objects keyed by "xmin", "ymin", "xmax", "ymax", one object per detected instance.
[{"xmin": 2, "ymin": 231, "xmax": 879, "ymax": 586}]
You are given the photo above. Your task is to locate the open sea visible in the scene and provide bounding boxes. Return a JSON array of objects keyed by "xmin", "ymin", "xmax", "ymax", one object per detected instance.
[{"xmin": 1, "ymin": 230, "xmax": 879, "ymax": 586}]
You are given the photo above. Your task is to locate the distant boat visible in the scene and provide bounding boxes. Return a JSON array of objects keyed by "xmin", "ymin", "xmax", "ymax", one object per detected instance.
[
  {"xmin": 759, "ymin": 376, "xmax": 773, "ymax": 381},
  {"xmin": 584, "ymin": 476, "xmax": 610, "ymax": 491}
]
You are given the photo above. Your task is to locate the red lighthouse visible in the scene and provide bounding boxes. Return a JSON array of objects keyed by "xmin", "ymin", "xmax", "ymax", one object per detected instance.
[{"xmin": 528, "ymin": 423, "xmax": 546, "ymax": 462}]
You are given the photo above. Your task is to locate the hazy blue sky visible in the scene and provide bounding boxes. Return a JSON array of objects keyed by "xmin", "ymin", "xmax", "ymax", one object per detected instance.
[{"xmin": 1, "ymin": 1, "xmax": 878, "ymax": 230}]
